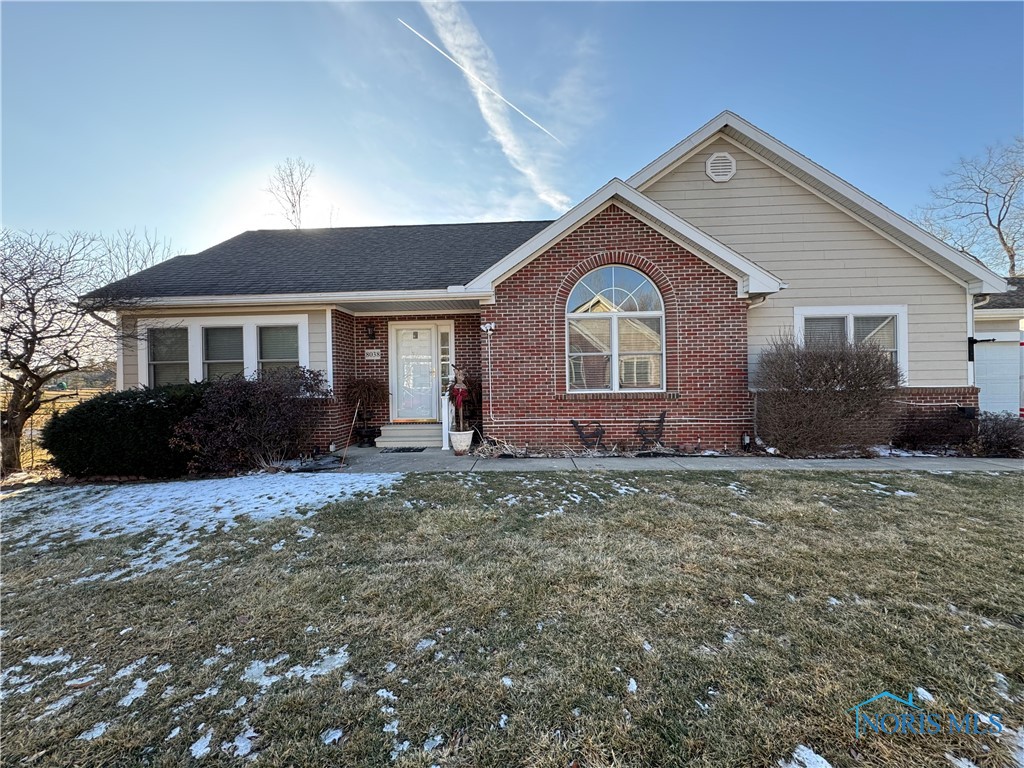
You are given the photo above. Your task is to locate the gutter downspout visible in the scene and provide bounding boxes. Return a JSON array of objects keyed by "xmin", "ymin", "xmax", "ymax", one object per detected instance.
[{"xmin": 746, "ymin": 296, "xmax": 768, "ymax": 441}]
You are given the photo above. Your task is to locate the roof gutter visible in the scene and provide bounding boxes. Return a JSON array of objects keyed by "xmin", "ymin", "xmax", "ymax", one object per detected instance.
[{"xmin": 86, "ymin": 287, "xmax": 496, "ymax": 310}]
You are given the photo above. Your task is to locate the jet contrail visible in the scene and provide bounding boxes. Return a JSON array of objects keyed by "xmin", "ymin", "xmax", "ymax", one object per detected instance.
[{"xmin": 398, "ymin": 17, "xmax": 563, "ymax": 146}]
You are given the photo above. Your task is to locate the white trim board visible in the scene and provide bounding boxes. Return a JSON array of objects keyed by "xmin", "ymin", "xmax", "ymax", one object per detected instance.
[
  {"xmin": 975, "ymin": 308, "xmax": 1024, "ymax": 321},
  {"xmin": 464, "ymin": 178, "xmax": 786, "ymax": 298},
  {"xmin": 136, "ymin": 314, "xmax": 310, "ymax": 387},
  {"xmin": 793, "ymin": 304, "xmax": 910, "ymax": 381},
  {"xmin": 627, "ymin": 111, "xmax": 1006, "ymax": 295},
  {"xmin": 387, "ymin": 320, "xmax": 454, "ymax": 423},
  {"xmin": 103, "ymin": 288, "xmax": 494, "ymax": 310}
]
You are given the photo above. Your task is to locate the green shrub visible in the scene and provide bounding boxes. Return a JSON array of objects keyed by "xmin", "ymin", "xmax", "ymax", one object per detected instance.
[{"xmin": 41, "ymin": 384, "xmax": 207, "ymax": 478}]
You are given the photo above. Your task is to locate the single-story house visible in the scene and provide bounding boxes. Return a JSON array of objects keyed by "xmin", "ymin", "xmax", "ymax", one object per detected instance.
[
  {"xmin": 88, "ymin": 111, "xmax": 1010, "ymax": 450},
  {"xmin": 973, "ymin": 276, "xmax": 1023, "ymax": 417}
]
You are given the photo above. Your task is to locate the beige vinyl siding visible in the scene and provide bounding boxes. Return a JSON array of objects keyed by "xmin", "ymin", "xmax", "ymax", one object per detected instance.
[
  {"xmin": 120, "ymin": 307, "xmax": 328, "ymax": 389},
  {"xmin": 121, "ymin": 317, "xmax": 139, "ymax": 389},
  {"xmin": 974, "ymin": 315, "xmax": 1024, "ymax": 334},
  {"xmin": 644, "ymin": 137, "xmax": 970, "ymax": 387}
]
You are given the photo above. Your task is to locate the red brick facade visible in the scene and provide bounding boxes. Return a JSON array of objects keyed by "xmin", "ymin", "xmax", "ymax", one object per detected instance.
[
  {"xmin": 305, "ymin": 310, "xmax": 482, "ymax": 450},
  {"xmin": 347, "ymin": 313, "xmax": 481, "ymax": 427},
  {"xmin": 479, "ymin": 204, "xmax": 753, "ymax": 450},
  {"xmin": 898, "ymin": 386, "xmax": 980, "ymax": 409},
  {"xmin": 304, "ymin": 206, "xmax": 979, "ymax": 453}
]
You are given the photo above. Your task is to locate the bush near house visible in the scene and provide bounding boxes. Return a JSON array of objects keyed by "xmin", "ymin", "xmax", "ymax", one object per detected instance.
[
  {"xmin": 892, "ymin": 409, "xmax": 1024, "ymax": 457},
  {"xmin": 969, "ymin": 411, "xmax": 1024, "ymax": 457},
  {"xmin": 753, "ymin": 338, "xmax": 902, "ymax": 456},
  {"xmin": 892, "ymin": 407, "xmax": 976, "ymax": 453},
  {"xmin": 42, "ymin": 368, "xmax": 332, "ymax": 478},
  {"xmin": 172, "ymin": 367, "xmax": 332, "ymax": 472},
  {"xmin": 41, "ymin": 384, "xmax": 207, "ymax": 478}
]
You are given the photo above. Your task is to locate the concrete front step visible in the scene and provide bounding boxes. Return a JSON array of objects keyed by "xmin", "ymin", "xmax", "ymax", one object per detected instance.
[{"xmin": 375, "ymin": 422, "xmax": 442, "ymax": 449}]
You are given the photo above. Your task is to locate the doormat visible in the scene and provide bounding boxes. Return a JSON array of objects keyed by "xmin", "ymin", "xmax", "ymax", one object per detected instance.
[{"xmin": 380, "ymin": 447, "xmax": 426, "ymax": 453}]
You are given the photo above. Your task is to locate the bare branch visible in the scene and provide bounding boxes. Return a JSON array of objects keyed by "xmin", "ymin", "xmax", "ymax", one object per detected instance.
[
  {"xmin": 914, "ymin": 136, "xmax": 1023, "ymax": 275},
  {"xmin": 266, "ymin": 157, "xmax": 315, "ymax": 229}
]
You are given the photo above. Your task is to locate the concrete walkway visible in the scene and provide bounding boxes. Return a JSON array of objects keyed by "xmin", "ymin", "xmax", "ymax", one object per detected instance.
[{"xmin": 340, "ymin": 446, "xmax": 1023, "ymax": 474}]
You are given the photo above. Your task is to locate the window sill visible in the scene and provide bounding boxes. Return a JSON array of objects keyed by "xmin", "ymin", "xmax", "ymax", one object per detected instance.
[{"xmin": 556, "ymin": 391, "xmax": 679, "ymax": 401}]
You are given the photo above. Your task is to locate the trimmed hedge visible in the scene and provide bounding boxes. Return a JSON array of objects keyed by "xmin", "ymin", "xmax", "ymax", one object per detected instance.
[
  {"xmin": 173, "ymin": 368, "xmax": 332, "ymax": 472},
  {"xmin": 42, "ymin": 384, "xmax": 207, "ymax": 478},
  {"xmin": 753, "ymin": 337, "xmax": 902, "ymax": 456}
]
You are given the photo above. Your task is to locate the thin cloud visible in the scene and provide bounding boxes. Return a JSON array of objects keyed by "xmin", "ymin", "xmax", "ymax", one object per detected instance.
[
  {"xmin": 398, "ymin": 18, "xmax": 562, "ymax": 146},
  {"xmin": 411, "ymin": 2, "xmax": 572, "ymax": 212}
]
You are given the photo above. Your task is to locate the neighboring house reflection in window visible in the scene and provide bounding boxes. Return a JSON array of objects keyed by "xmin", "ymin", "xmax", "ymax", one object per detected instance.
[
  {"xmin": 566, "ymin": 265, "xmax": 665, "ymax": 392},
  {"xmin": 148, "ymin": 327, "xmax": 189, "ymax": 386}
]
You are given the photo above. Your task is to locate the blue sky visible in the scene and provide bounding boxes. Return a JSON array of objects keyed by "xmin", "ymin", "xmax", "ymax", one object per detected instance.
[{"xmin": 3, "ymin": 1, "xmax": 1022, "ymax": 254}]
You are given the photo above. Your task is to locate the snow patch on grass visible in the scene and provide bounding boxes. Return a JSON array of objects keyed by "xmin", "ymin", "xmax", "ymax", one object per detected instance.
[
  {"xmin": 117, "ymin": 677, "xmax": 149, "ymax": 707},
  {"xmin": 191, "ymin": 727, "xmax": 214, "ymax": 758},
  {"xmin": 26, "ymin": 650, "xmax": 72, "ymax": 666},
  {"xmin": 3, "ymin": 473, "xmax": 401, "ymax": 580},
  {"xmin": 778, "ymin": 744, "xmax": 833, "ymax": 768},
  {"xmin": 240, "ymin": 654, "xmax": 289, "ymax": 691},
  {"xmin": 321, "ymin": 727, "xmax": 344, "ymax": 745},
  {"xmin": 76, "ymin": 721, "xmax": 109, "ymax": 741},
  {"xmin": 221, "ymin": 720, "xmax": 258, "ymax": 758}
]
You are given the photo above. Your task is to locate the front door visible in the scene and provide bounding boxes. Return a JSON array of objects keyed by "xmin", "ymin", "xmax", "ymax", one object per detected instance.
[{"xmin": 392, "ymin": 326, "xmax": 438, "ymax": 421}]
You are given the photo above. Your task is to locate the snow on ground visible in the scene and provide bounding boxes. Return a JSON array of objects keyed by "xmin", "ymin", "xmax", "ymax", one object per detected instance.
[
  {"xmin": 871, "ymin": 445, "xmax": 937, "ymax": 458},
  {"xmin": 778, "ymin": 744, "xmax": 833, "ymax": 768},
  {"xmin": 76, "ymin": 721, "xmax": 110, "ymax": 741},
  {"xmin": 1, "ymin": 472, "xmax": 401, "ymax": 581},
  {"xmin": 915, "ymin": 687, "xmax": 936, "ymax": 704},
  {"xmin": 321, "ymin": 727, "xmax": 344, "ymax": 745}
]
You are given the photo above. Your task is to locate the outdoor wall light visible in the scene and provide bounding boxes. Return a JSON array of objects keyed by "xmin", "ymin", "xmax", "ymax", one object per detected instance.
[
  {"xmin": 480, "ymin": 322, "xmax": 496, "ymax": 334},
  {"xmin": 366, "ymin": 322, "xmax": 376, "ymax": 340}
]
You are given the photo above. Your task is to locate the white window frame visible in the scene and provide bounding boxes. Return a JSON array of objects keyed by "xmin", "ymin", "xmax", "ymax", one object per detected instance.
[
  {"xmin": 257, "ymin": 324, "xmax": 302, "ymax": 370},
  {"xmin": 793, "ymin": 305, "xmax": 909, "ymax": 377},
  {"xmin": 565, "ymin": 267, "xmax": 666, "ymax": 394},
  {"xmin": 136, "ymin": 314, "xmax": 309, "ymax": 386},
  {"xmin": 146, "ymin": 326, "xmax": 191, "ymax": 387}
]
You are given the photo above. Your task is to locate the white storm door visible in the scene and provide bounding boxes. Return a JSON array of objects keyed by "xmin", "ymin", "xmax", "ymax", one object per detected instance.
[{"xmin": 393, "ymin": 326, "xmax": 438, "ymax": 421}]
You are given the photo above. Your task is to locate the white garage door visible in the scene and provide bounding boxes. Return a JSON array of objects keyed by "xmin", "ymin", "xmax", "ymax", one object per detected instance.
[{"xmin": 975, "ymin": 340, "xmax": 1022, "ymax": 415}]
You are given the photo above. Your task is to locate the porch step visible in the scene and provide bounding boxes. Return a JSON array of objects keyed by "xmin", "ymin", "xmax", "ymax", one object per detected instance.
[{"xmin": 375, "ymin": 423, "xmax": 442, "ymax": 449}]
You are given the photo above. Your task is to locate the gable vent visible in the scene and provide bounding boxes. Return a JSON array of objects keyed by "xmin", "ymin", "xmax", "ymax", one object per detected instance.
[{"xmin": 705, "ymin": 152, "xmax": 736, "ymax": 182}]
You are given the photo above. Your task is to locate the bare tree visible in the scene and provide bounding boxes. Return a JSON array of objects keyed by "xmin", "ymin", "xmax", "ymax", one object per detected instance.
[
  {"xmin": 267, "ymin": 157, "xmax": 315, "ymax": 229},
  {"xmin": 97, "ymin": 227, "xmax": 177, "ymax": 284},
  {"xmin": 1, "ymin": 232, "xmax": 101, "ymax": 472},
  {"xmin": 0, "ymin": 227, "xmax": 173, "ymax": 473},
  {"xmin": 915, "ymin": 136, "xmax": 1023, "ymax": 276}
]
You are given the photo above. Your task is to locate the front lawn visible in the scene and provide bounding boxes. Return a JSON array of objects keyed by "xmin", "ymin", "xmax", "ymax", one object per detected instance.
[{"xmin": 1, "ymin": 471, "xmax": 1022, "ymax": 767}]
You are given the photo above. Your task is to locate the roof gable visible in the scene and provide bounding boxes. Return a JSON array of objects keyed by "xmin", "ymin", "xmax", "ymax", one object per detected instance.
[
  {"xmin": 465, "ymin": 179, "xmax": 786, "ymax": 297},
  {"xmin": 628, "ymin": 111, "xmax": 1007, "ymax": 295}
]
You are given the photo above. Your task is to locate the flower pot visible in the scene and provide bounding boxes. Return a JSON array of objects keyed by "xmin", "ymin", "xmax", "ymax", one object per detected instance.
[{"xmin": 449, "ymin": 430, "xmax": 473, "ymax": 456}]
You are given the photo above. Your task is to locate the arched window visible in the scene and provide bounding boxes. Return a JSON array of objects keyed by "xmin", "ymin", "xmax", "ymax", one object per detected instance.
[{"xmin": 566, "ymin": 265, "xmax": 665, "ymax": 392}]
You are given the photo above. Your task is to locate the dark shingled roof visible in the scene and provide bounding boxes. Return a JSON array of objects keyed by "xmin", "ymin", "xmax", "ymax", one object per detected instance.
[
  {"xmin": 982, "ymin": 276, "xmax": 1024, "ymax": 309},
  {"xmin": 84, "ymin": 221, "xmax": 553, "ymax": 300}
]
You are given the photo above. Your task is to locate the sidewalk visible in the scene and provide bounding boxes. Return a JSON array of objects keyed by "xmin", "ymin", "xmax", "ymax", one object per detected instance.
[{"xmin": 340, "ymin": 447, "xmax": 1024, "ymax": 474}]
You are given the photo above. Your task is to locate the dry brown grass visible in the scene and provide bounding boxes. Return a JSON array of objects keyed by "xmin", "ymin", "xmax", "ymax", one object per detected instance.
[{"xmin": 1, "ymin": 470, "xmax": 1022, "ymax": 767}]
